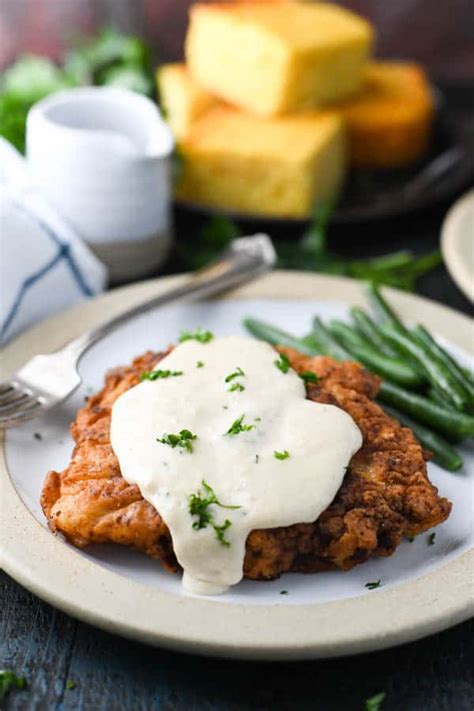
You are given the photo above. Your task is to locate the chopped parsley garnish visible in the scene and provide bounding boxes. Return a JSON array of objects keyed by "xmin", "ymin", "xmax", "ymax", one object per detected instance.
[
  {"xmin": 255, "ymin": 454, "xmax": 259, "ymax": 464},
  {"xmin": 141, "ymin": 369, "xmax": 183, "ymax": 381},
  {"xmin": 213, "ymin": 519, "xmax": 232, "ymax": 547},
  {"xmin": 300, "ymin": 371, "xmax": 319, "ymax": 384},
  {"xmin": 225, "ymin": 414, "xmax": 255, "ymax": 436},
  {"xmin": 157, "ymin": 429, "xmax": 197, "ymax": 453},
  {"xmin": 179, "ymin": 328, "xmax": 213, "ymax": 344},
  {"xmin": 188, "ymin": 480, "xmax": 241, "ymax": 547},
  {"xmin": 225, "ymin": 367, "xmax": 245, "ymax": 391},
  {"xmin": 280, "ymin": 590, "xmax": 288, "ymax": 595},
  {"xmin": 196, "ymin": 360, "xmax": 204, "ymax": 368},
  {"xmin": 365, "ymin": 691, "xmax": 386, "ymax": 711},
  {"xmin": 0, "ymin": 670, "xmax": 26, "ymax": 700},
  {"xmin": 428, "ymin": 532, "xmax": 436, "ymax": 545},
  {"xmin": 66, "ymin": 680, "xmax": 76, "ymax": 690},
  {"xmin": 33, "ymin": 432, "xmax": 42, "ymax": 440},
  {"xmin": 274, "ymin": 352, "xmax": 290, "ymax": 373},
  {"xmin": 365, "ymin": 580, "xmax": 382, "ymax": 590},
  {"xmin": 274, "ymin": 450, "xmax": 290, "ymax": 460},
  {"xmin": 407, "ymin": 536, "xmax": 415, "ymax": 543},
  {"xmin": 225, "ymin": 367, "xmax": 245, "ymax": 382}
]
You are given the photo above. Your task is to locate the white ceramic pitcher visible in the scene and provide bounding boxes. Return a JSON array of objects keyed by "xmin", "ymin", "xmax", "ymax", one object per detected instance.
[{"xmin": 26, "ymin": 86, "xmax": 174, "ymax": 282}]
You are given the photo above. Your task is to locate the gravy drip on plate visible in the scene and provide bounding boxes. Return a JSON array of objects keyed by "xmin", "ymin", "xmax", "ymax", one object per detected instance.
[{"xmin": 111, "ymin": 336, "xmax": 362, "ymax": 595}]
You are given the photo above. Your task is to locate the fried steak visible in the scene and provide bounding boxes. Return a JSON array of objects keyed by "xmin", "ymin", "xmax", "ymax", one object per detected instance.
[{"xmin": 41, "ymin": 348, "xmax": 451, "ymax": 580}]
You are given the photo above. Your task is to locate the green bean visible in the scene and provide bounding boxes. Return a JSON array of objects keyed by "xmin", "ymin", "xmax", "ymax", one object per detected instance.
[
  {"xmin": 413, "ymin": 324, "xmax": 474, "ymax": 403},
  {"xmin": 243, "ymin": 318, "xmax": 322, "ymax": 356},
  {"xmin": 378, "ymin": 381, "xmax": 474, "ymax": 440},
  {"xmin": 366, "ymin": 282, "xmax": 408, "ymax": 331},
  {"xmin": 382, "ymin": 405, "xmax": 463, "ymax": 472},
  {"xmin": 350, "ymin": 307, "xmax": 397, "ymax": 356},
  {"xmin": 311, "ymin": 318, "xmax": 353, "ymax": 360},
  {"xmin": 328, "ymin": 320, "xmax": 425, "ymax": 388},
  {"xmin": 382, "ymin": 326, "xmax": 470, "ymax": 411},
  {"xmin": 427, "ymin": 386, "xmax": 456, "ymax": 410}
]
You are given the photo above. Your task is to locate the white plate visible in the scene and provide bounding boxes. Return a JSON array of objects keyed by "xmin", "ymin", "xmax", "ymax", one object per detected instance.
[
  {"xmin": 1, "ymin": 272, "xmax": 473, "ymax": 659},
  {"xmin": 441, "ymin": 189, "xmax": 474, "ymax": 302}
]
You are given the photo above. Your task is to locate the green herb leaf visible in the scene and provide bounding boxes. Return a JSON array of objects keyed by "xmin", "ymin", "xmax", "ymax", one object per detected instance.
[
  {"xmin": 365, "ymin": 580, "xmax": 382, "ymax": 590},
  {"xmin": 141, "ymin": 369, "xmax": 183, "ymax": 381},
  {"xmin": 66, "ymin": 680, "xmax": 76, "ymax": 690},
  {"xmin": 188, "ymin": 480, "xmax": 241, "ymax": 546},
  {"xmin": 225, "ymin": 414, "xmax": 255, "ymax": 436},
  {"xmin": 228, "ymin": 382, "xmax": 245, "ymax": 392},
  {"xmin": 225, "ymin": 367, "xmax": 245, "ymax": 382},
  {"xmin": 0, "ymin": 670, "xmax": 26, "ymax": 700},
  {"xmin": 428, "ymin": 532, "xmax": 436, "ymax": 545},
  {"xmin": 300, "ymin": 371, "xmax": 319, "ymax": 384},
  {"xmin": 280, "ymin": 590, "xmax": 288, "ymax": 595},
  {"xmin": 365, "ymin": 691, "xmax": 386, "ymax": 711},
  {"xmin": 179, "ymin": 328, "xmax": 214, "ymax": 344},
  {"xmin": 196, "ymin": 361, "xmax": 204, "ymax": 368},
  {"xmin": 274, "ymin": 352, "xmax": 290, "ymax": 374},
  {"xmin": 157, "ymin": 429, "xmax": 197, "ymax": 453},
  {"xmin": 213, "ymin": 519, "xmax": 232, "ymax": 547},
  {"xmin": 407, "ymin": 536, "xmax": 415, "ymax": 543},
  {"xmin": 274, "ymin": 450, "xmax": 290, "ymax": 460}
]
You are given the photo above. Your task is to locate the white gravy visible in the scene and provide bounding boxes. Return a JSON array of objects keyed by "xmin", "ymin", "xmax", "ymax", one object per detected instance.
[{"xmin": 110, "ymin": 336, "xmax": 362, "ymax": 595}]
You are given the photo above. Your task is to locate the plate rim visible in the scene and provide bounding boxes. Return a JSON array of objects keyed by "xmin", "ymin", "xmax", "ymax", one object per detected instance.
[
  {"xmin": 441, "ymin": 188, "xmax": 474, "ymax": 302},
  {"xmin": 1, "ymin": 271, "xmax": 473, "ymax": 660}
]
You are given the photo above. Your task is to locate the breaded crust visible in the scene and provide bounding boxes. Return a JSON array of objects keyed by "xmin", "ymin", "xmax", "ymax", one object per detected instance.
[{"xmin": 41, "ymin": 348, "xmax": 451, "ymax": 580}]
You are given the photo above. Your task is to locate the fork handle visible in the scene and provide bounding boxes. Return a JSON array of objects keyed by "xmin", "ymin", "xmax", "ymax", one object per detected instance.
[{"xmin": 62, "ymin": 234, "xmax": 276, "ymax": 363}]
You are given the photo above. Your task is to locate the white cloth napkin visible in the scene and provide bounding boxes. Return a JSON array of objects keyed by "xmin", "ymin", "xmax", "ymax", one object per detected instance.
[{"xmin": 0, "ymin": 138, "xmax": 107, "ymax": 345}]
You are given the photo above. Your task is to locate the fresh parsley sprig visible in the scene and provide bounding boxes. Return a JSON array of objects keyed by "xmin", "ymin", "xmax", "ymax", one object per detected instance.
[
  {"xmin": 141, "ymin": 369, "xmax": 183, "ymax": 381},
  {"xmin": 300, "ymin": 371, "xmax": 319, "ymax": 384},
  {"xmin": 179, "ymin": 328, "xmax": 214, "ymax": 344},
  {"xmin": 188, "ymin": 480, "xmax": 241, "ymax": 547},
  {"xmin": 225, "ymin": 367, "xmax": 246, "ymax": 391},
  {"xmin": 225, "ymin": 414, "xmax": 255, "ymax": 436},
  {"xmin": 228, "ymin": 382, "xmax": 245, "ymax": 392},
  {"xmin": 274, "ymin": 352, "xmax": 291, "ymax": 374},
  {"xmin": 274, "ymin": 450, "xmax": 290, "ymax": 460},
  {"xmin": 157, "ymin": 429, "xmax": 197, "ymax": 453},
  {"xmin": 225, "ymin": 367, "xmax": 245, "ymax": 382}
]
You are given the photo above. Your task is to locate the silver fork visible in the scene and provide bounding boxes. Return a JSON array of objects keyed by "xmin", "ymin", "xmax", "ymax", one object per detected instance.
[{"xmin": 0, "ymin": 234, "xmax": 276, "ymax": 428}]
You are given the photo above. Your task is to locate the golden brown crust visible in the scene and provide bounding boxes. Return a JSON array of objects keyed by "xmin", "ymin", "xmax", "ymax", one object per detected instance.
[{"xmin": 41, "ymin": 347, "xmax": 451, "ymax": 580}]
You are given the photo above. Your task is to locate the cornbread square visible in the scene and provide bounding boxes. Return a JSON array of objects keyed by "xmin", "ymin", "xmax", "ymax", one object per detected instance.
[
  {"xmin": 186, "ymin": 2, "xmax": 373, "ymax": 116},
  {"xmin": 338, "ymin": 61, "xmax": 434, "ymax": 167},
  {"xmin": 176, "ymin": 107, "xmax": 346, "ymax": 218},
  {"xmin": 157, "ymin": 63, "xmax": 216, "ymax": 140}
]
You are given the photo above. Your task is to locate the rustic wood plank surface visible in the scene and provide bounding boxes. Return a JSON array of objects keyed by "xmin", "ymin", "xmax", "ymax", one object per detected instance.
[
  {"xmin": 1, "ymin": 571, "xmax": 473, "ymax": 711},
  {"xmin": 1, "ymin": 85, "xmax": 473, "ymax": 708}
]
